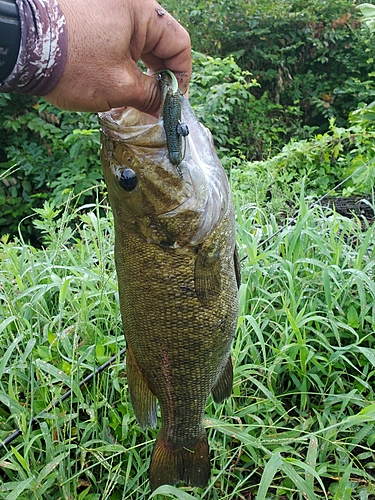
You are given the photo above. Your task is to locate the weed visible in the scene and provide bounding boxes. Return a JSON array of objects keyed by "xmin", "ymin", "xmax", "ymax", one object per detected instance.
[{"xmin": 0, "ymin": 193, "xmax": 375, "ymax": 498}]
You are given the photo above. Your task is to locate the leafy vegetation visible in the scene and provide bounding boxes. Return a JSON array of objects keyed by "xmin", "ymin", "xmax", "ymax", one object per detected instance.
[
  {"xmin": 165, "ymin": 0, "xmax": 375, "ymax": 130},
  {"xmin": 2, "ymin": 0, "xmax": 375, "ymax": 239},
  {"xmin": 1, "ymin": 193, "xmax": 375, "ymax": 499},
  {"xmin": 0, "ymin": 93, "xmax": 102, "ymax": 241},
  {"xmin": 2, "ymin": 47, "xmax": 375, "ymax": 240},
  {"xmin": 1, "ymin": 0, "xmax": 375, "ymax": 498}
]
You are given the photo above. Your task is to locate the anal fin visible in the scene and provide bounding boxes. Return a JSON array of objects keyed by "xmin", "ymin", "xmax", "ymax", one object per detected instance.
[
  {"xmin": 149, "ymin": 431, "xmax": 210, "ymax": 491},
  {"xmin": 126, "ymin": 345, "xmax": 157, "ymax": 429},
  {"xmin": 211, "ymin": 356, "xmax": 233, "ymax": 403}
]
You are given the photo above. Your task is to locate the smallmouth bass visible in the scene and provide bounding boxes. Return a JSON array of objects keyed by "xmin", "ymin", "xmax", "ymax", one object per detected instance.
[{"xmin": 99, "ymin": 86, "xmax": 240, "ymax": 491}]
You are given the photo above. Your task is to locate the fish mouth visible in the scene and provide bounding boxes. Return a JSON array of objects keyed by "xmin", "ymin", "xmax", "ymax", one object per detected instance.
[
  {"xmin": 99, "ymin": 107, "xmax": 159, "ymax": 129},
  {"xmin": 100, "ymin": 101, "xmax": 230, "ymax": 248},
  {"xmin": 99, "ymin": 107, "xmax": 165, "ymax": 147}
]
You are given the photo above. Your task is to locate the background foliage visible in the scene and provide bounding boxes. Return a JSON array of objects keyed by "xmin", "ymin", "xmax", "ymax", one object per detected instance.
[
  {"xmin": 1, "ymin": 0, "xmax": 375, "ymax": 498},
  {"xmin": 1, "ymin": 194, "xmax": 375, "ymax": 499},
  {"xmin": 0, "ymin": 94, "xmax": 102, "ymax": 241},
  {"xmin": 2, "ymin": 0, "xmax": 375, "ymax": 240},
  {"xmin": 165, "ymin": 0, "xmax": 375, "ymax": 130}
]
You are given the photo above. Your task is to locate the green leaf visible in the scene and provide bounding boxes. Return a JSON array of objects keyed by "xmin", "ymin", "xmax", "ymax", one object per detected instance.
[
  {"xmin": 256, "ymin": 452, "xmax": 283, "ymax": 500},
  {"xmin": 10, "ymin": 447, "xmax": 29, "ymax": 474},
  {"xmin": 333, "ymin": 461, "xmax": 353, "ymax": 500},
  {"xmin": 59, "ymin": 277, "xmax": 71, "ymax": 305},
  {"xmin": 0, "ymin": 336, "xmax": 22, "ymax": 377},
  {"xmin": 35, "ymin": 451, "xmax": 70, "ymax": 485},
  {"xmin": 342, "ymin": 404, "xmax": 375, "ymax": 429},
  {"xmin": 358, "ymin": 3, "xmax": 375, "ymax": 19},
  {"xmin": 347, "ymin": 305, "xmax": 359, "ymax": 328},
  {"xmin": 306, "ymin": 436, "xmax": 319, "ymax": 489},
  {"xmin": 205, "ymin": 417, "xmax": 259, "ymax": 447},
  {"xmin": 280, "ymin": 460, "xmax": 321, "ymax": 500},
  {"xmin": 78, "ymin": 487, "xmax": 92, "ymax": 500},
  {"xmin": 150, "ymin": 485, "xmax": 198, "ymax": 499},
  {"xmin": 4, "ymin": 477, "xmax": 35, "ymax": 500}
]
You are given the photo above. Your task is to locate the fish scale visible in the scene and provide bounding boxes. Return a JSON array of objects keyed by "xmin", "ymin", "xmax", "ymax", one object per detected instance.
[
  {"xmin": 116, "ymin": 232, "xmax": 234, "ymax": 434},
  {"xmin": 99, "ymin": 90, "xmax": 239, "ymax": 491}
]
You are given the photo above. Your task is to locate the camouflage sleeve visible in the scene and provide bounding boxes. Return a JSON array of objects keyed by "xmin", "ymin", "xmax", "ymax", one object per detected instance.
[{"xmin": 0, "ymin": 0, "xmax": 68, "ymax": 96}]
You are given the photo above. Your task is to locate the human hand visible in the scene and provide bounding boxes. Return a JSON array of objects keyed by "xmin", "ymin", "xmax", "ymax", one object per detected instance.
[{"xmin": 45, "ymin": 0, "xmax": 191, "ymax": 115}]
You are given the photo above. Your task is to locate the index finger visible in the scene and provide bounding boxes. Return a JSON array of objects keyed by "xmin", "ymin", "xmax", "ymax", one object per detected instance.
[{"xmin": 140, "ymin": 7, "xmax": 191, "ymax": 92}]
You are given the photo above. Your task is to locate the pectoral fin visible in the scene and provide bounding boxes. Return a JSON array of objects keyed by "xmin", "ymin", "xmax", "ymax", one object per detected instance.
[
  {"xmin": 211, "ymin": 355, "xmax": 233, "ymax": 403},
  {"xmin": 194, "ymin": 244, "xmax": 221, "ymax": 304},
  {"xmin": 126, "ymin": 345, "xmax": 157, "ymax": 429}
]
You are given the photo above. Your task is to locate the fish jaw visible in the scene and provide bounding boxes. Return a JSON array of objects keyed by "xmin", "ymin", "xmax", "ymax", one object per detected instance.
[{"xmin": 100, "ymin": 132, "xmax": 205, "ymax": 247}]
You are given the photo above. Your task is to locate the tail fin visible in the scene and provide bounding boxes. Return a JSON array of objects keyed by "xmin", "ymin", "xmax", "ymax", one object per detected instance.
[{"xmin": 149, "ymin": 432, "xmax": 210, "ymax": 491}]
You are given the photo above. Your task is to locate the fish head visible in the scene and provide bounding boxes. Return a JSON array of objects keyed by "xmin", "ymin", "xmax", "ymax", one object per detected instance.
[{"xmin": 99, "ymin": 102, "xmax": 230, "ymax": 248}]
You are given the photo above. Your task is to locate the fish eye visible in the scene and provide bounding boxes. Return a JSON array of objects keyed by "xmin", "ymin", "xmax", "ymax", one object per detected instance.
[
  {"xmin": 176, "ymin": 122, "xmax": 189, "ymax": 137},
  {"xmin": 119, "ymin": 168, "xmax": 138, "ymax": 192}
]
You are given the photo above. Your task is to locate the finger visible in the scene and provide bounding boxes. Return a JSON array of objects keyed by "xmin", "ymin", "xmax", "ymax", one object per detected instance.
[
  {"xmin": 141, "ymin": 53, "xmax": 190, "ymax": 94},
  {"xmin": 107, "ymin": 64, "xmax": 161, "ymax": 117},
  {"xmin": 140, "ymin": 6, "xmax": 191, "ymax": 91}
]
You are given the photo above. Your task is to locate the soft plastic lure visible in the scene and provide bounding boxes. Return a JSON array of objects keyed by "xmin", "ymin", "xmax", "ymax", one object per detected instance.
[{"xmin": 159, "ymin": 70, "xmax": 189, "ymax": 171}]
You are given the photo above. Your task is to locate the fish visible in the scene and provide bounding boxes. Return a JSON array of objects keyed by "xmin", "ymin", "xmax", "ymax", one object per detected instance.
[{"xmin": 98, "ymin": 83, "xmax": 240, "ymax": 491}]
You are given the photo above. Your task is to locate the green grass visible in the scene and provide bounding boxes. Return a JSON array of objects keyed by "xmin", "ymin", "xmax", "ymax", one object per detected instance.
[{"xmin": 1, "ymin": 191, "xmax": 375, "ymax": 499}]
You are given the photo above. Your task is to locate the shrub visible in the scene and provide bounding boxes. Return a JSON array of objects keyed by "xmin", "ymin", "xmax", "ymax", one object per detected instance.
[
  {"xmin": 165, "ymin": 0, "xmax": 375, "ymax": 131},
  {"xmin": 190, "ymin": 51, "xmax": 315, "ymax": 161},
  {"xmin": 0, "ymin": 95, "xmax": 102, "ymax": 241}
]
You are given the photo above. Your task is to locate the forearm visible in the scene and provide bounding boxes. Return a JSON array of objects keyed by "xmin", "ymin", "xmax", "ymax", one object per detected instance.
[{"xmin": 0, "ymin": 0, "xmax": 67, "ymax": 95}]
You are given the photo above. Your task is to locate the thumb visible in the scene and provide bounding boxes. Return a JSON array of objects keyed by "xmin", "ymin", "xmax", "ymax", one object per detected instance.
[{"xmin": 108, "ymin": 67, "xmax": 161, "ymax": 117}]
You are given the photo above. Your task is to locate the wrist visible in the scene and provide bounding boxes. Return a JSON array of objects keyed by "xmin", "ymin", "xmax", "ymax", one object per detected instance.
[
  {"xmin": 0, "ymin": 0, "xmax": 21, "ymax": 82},
  {"xmin": 0, "ymin": 0, "xmax": 68, "ymax": 95}
]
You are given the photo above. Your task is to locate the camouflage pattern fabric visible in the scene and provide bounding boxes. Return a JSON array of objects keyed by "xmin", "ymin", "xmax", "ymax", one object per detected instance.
[{"xmin": 0, "ymin": 0, "xmax": 67, "ymax": 95}]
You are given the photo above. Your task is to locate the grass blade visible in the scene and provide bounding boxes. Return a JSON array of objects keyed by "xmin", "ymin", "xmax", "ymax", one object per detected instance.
[
  {"xmin": 3, "ymin": 477, "xmax": 35, "ymax": 500},
  {"xmin": 150, "ymin": 485, "xmax": 198, "ymax": 499},
  {"xmin": 256, "ymin": 452, "xmax": 283, "ymax": 500}
]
